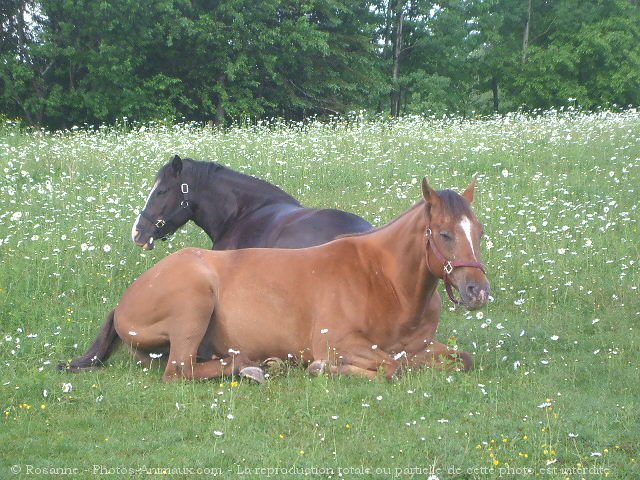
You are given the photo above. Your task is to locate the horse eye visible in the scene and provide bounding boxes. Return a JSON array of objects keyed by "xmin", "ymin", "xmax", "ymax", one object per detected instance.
[{"xmin": 440, "ymin": 232, "xmax": 452, "ymax": 241}]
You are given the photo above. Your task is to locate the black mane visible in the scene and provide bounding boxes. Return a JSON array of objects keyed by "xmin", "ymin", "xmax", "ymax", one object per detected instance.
[{"xmin": 180, "ymin": 158, "xmax": 300, "ymax": 206}]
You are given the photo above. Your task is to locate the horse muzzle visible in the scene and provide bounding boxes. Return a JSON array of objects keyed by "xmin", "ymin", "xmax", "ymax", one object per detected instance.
[
  {"xmin": 457, "ymin": 280, "xmax": 490, "ymax": 310},
  {"xmin": 134, "ymin": 236, "xmax": 155, "ymax": 251}
]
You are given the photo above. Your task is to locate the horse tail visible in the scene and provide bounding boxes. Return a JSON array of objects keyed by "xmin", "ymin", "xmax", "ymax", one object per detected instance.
[{"xmin": 58, "ymin": 309, "xmax": 121, "ymax": 372}]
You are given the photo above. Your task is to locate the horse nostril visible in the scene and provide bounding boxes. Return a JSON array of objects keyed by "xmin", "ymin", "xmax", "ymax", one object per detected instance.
[{"xmin": 467, "ymin": 284, "xmax": 478, "ymax": 296}]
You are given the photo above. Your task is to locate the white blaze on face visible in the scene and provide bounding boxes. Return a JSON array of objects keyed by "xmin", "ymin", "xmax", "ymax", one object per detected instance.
[
  {"xmin": 131, "ymin": 180, "xmax": 160, "ymax": 242},
  {"xmin": 459, "ymin": 216, "xmax": 477, "ymax": 260}
]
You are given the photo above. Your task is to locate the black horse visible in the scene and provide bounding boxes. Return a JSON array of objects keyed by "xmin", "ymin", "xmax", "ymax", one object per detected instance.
[{"xmin": 131, "ymin": 155, "xmax": 372, "ymax": 250}]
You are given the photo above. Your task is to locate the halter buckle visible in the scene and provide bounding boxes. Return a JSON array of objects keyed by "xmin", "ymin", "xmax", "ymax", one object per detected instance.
[
  {"xmin": 444, "ymin": 261, "xmax": 454, "ymax": 275},
  {"xmin": 181, "ymin": 183, "xmax": 189, "ymax": 194},
  {"xmin": 155, "ymin": 219, "xmax": 166, "ymax": 228}
]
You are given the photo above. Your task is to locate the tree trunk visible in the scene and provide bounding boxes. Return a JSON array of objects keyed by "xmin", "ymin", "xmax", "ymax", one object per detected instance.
[
  {"xmin": 215, "ymin": 74, "xmax": 226, "ymax": 125},
  {"xmin": 522, "ymin": 0, "xmax": 532, "ymax": 64},
  {"xmin": 15, "ymin": 1, "xmax": 27, "ymax": 61},
  {"xmin": 491, "ymin": 76, "xmax": 499, "ymax": 112},
  {"xmin": 390, "ymin": 0, "xmax": 404, "ymax": 117}
]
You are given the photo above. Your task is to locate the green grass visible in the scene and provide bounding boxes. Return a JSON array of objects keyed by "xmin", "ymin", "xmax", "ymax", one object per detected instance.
[{"xmin": 1, "ymin": 111, "xmax": 639, "ymax": 479}]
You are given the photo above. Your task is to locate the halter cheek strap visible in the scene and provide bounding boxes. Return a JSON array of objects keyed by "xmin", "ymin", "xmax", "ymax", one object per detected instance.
[
  {"xmin": 425, "ymin": 227, "xmax": 486, "ymax": 305},
  {"xmin": 139, "ymin": 183, "xmax": 192, "ymax": 240}
]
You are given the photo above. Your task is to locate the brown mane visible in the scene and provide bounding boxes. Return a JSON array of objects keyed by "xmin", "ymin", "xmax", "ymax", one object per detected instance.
[{"xmin": 337, "ymin": 188, "xmax": 472, "ymax": 240}]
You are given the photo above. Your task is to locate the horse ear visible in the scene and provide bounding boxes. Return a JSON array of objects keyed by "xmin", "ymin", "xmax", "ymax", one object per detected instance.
[
  {"xmin": 462, "ymin": 177, "xmax": 477, "ymax": 203},
  {"xmin": 421, "ymin": 177, "xmax": 439, "ymax": 205},
  {"xmin": 171, "ymin": 155, "xmax": 182, "ymax": 176}
]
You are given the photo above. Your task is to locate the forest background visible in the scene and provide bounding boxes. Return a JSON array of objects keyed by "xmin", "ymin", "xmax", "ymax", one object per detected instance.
[{"xmin": 2, "ymin": 0, "xmax": 639, "ymax": 130}]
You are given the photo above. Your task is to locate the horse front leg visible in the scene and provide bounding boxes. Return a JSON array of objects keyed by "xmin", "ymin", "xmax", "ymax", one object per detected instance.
[
  {"xmin": 309, "ymin": 335, "xmax": 400, "ymax": 380},
  {"xmin": 405, "ymin": 339, "xmax": 473, "ymax": 372},
  {"xmin": 399, "ymin": 292, "xmax": 472, "ymax": 371}
]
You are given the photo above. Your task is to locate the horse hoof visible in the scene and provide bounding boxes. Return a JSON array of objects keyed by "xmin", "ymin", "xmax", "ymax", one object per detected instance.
[
  {"xmin": 308, "ymin": 360, "xmax": 328, "ymax": 376},
  {"xmin": 239, "ymin": 367, "xmax": 265, "ymax": 384},
  {"xmin": 388, "ymin": 365, "xmax": 404, "ymax": 381},
  {"xmin": 261, "ymin": 357, "xmax": 286, "ymax": 376},
  {"xmin": 456, "ymin": 352, "xmax": 473, "ymax": 372}
]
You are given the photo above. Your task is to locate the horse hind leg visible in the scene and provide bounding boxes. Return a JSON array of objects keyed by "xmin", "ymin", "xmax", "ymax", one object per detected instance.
[
  {"xmin": 162, "ymin": 308, "xmax": 264, "ymax": 382},
  {"xmin": 131, "ymin": 346, "xmax": 169, "ymax": 369},
  {"xmin": 165, "ymin": 350, "xmax": 264, "ymax": 383}
]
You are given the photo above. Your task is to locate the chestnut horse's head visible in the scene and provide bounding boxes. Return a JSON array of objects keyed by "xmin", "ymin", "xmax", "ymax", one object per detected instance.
[
  {"xmin": 421, "ymin": 177, "xmax": 490, "ymax": 310},
  {"xmin": 131, "ymin": 155, "xmax": 193, "ymax": 250}
]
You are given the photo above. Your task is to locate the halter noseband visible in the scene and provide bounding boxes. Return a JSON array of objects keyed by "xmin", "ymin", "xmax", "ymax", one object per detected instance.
[
  {"xmin": 425, "ymin": 226, "xmax": 486, "ymax": 305},
  {"xmin": 139, "ymin": 183, "xmax": 192, "ymax": 240}
]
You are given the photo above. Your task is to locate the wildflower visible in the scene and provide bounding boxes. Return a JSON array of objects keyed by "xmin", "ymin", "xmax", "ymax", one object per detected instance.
[{"xmin": 62, "ymin": 383, "xmax": 73, "ymax": 393}]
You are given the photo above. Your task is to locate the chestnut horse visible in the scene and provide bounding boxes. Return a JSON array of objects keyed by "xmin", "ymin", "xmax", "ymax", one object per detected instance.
[
  {"xmin": 131, "ymin": 155, "xmax": 372, "ymax": 250},
  {"xmin": 61, "ymin": 178, "xmax": 489, "ymax": 381}
]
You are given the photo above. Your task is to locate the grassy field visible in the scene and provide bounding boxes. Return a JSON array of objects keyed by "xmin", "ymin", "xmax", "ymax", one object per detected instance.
[{"xmin": 1, "ymin": 111, "xmax": 638, "ymax": 479}]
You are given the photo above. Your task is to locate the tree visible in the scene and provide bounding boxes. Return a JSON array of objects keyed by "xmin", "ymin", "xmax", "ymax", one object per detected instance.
[{"xmin": 1, "ymin": 0, "xmax": 639, "ymax": 127}]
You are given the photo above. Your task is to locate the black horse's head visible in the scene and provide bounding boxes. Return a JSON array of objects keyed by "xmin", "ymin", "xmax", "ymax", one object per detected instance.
[{"xmin": 132, "ymin": 155, "xmax": 193, "ymax": 250}]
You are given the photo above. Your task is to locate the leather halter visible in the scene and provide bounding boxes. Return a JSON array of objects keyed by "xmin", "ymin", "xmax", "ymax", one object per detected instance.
[
  {"xmin": 139, "ymin": 183, "xmax": 192, "ymax": 241},
  {"xmin": 425, "ymin": 226, "xmax": 486, "ymax": 305}
]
